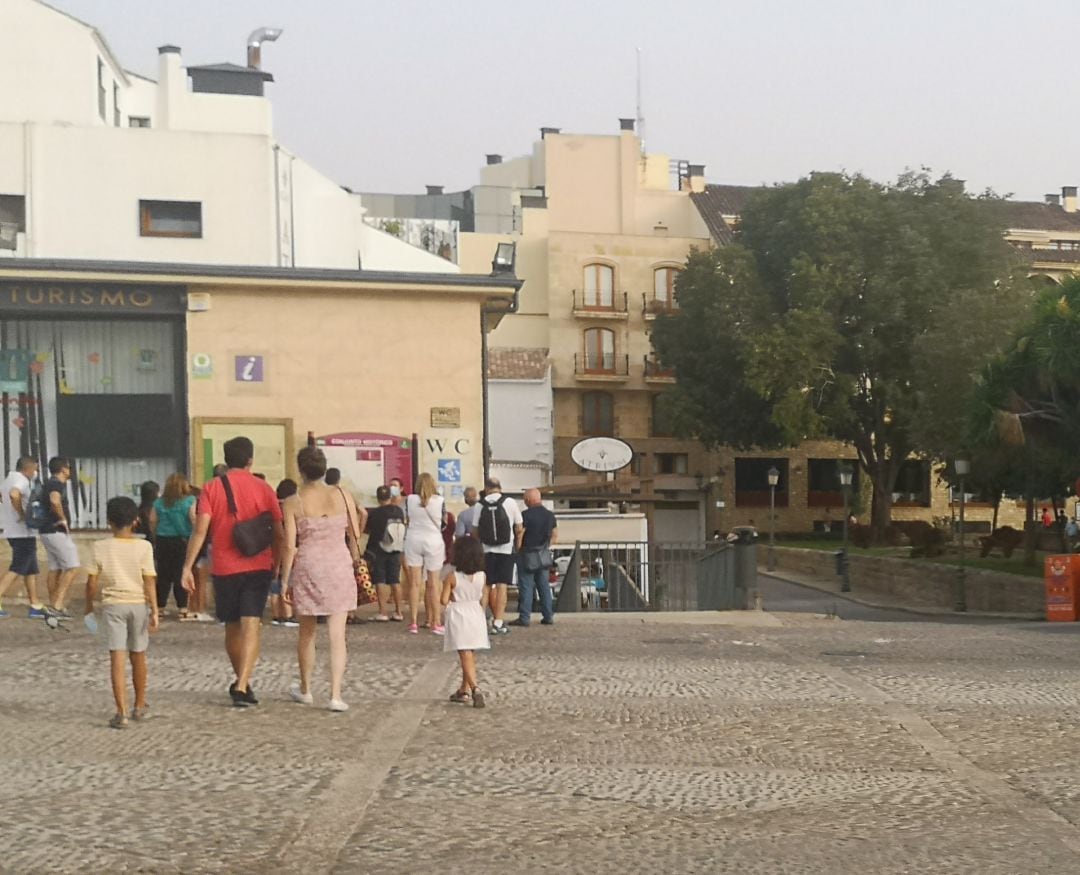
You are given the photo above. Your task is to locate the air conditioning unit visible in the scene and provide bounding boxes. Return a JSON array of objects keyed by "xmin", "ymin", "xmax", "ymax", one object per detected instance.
[{"xmin": 0, "ymin": 223, "xmax": 17, "ymax": 251}]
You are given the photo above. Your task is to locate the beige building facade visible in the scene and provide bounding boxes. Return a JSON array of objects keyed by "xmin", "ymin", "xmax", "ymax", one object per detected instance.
[
  {"xmin": 458, "ymin": 125, "xmax": 730, "ymax": 540},
  {"xmin": 0, "ymin": 260, "xmax": 517, "ymax": 527}
]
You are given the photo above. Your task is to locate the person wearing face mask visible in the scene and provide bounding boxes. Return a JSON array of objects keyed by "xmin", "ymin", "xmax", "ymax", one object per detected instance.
[
  {"xmin": 389, "ymin": 477, "xmax": 408, "ymax": 609},
  {"xmin": 389, "ymin": 478, "xmax": 406, "ymax": 510}
]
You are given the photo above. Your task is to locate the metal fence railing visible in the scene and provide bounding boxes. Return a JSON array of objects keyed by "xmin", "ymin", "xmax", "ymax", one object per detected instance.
[{"xmin": 554, "ymin": 541, "xmax": 744, "ymax": 613}]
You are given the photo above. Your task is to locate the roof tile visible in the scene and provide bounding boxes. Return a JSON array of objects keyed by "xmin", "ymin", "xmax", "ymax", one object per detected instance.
[{"xmin": 487, "ymin": 347, "xmax": 550, "ymax": 380}]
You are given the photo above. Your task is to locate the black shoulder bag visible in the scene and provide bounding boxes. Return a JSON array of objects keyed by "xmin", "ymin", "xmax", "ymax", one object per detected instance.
[{"xmin": 219, "ymin": 474, "xmax": 274, "ymax": 557}]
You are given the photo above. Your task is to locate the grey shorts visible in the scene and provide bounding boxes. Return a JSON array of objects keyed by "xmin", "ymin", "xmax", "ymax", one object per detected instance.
[
  {"xmin": 40, "ymin": 532, "xmax": 80, "ymax": 571},
  {"xmin": 103, "ymin": 603, "xmax": 150, "ymax": 652}
]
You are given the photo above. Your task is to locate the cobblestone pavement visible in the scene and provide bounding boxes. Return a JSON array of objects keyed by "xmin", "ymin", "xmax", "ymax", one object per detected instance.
[{"xmin": 3, "ymin": 601, "xmax": 1080, "ymax": 874}]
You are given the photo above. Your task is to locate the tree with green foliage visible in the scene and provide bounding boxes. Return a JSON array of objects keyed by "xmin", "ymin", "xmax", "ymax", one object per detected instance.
[
  {"xmin": 968, "ymin": 276, "xmax": 1080, "ymax": 556},
  {"xmin": 653, "ymin": 171, "xmax": 1029, "ymax": 538}
]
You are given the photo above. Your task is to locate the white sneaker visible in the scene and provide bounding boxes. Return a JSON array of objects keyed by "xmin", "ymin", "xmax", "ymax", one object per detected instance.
[
  {"xmin": 329, "ymin": 698, "xmax": 349, "ymax": 712},
  {"xmin": 289, "ymin": 683, "xmax": 313, "ymax": 705}
]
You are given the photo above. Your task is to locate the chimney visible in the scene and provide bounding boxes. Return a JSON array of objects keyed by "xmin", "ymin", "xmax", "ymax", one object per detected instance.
[
  {"xmin": 426, "ymin": 185, "xmax": 444, "ymax": 196},
  {"xmin": 246, "ymin": 27, "xmax": 283, "ymax": 69},
  {"xmin": 1046, "ymin": 194, "xmax": 1062, "ymax": 207},
  {"xmin": 156, "ymin": 45, "xmax": 183, "ymax": 130},
  {"xmin": 486, "ymin": 154, "xmax": 502, "ymax": 165},
  {"xmin": 688, "ymin": 164, "xmax": 706, "ymax": 194},
  {"xmin": 540, "ymin": 126, "xmax": 561, "ymax": 139},
  {"xmin": 1064, "ymin": 187, "xmax": 1078, "ymax": 214},
  {"xmin": 619, "ymin": 118, "xmax": 635, "ymax": 132}
]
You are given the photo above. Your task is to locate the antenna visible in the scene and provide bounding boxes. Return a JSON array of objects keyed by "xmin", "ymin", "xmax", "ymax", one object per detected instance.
[{"xmin": 636, "ymin": 47, "xmax": 645, "ymax": 155}]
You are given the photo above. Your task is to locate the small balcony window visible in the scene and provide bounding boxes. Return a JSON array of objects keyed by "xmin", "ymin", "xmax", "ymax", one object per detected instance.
[
  {"xmin": 582, "ymin": 391, "xmax": 614, "ymax": 436},
  {"xmin": 139, "ymin": 200, "xmax": 202, "ymax": 238},
  {"xmin": 583, "ymin": 263, "xmax": 615, "ymax": 308},
  {"xmin": 583, "ymin": 327, "xmax": 615, "ymax": 372},
  {"xmin": 653, "ymin": 267, "xmax": 679, "ymax": 310},
  {"xmin": 651, "ymin": 393, "xmax": 675, "ymax": 437}
]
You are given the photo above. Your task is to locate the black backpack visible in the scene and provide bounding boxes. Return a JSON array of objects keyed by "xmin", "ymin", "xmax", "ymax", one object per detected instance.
[
  {"xmin": 25, "ymin": 481, "xmax": 50, "ymax": 530},
  {"xmin": 477, "ymin": 494, "xmax": 512, "ymax": 546}
]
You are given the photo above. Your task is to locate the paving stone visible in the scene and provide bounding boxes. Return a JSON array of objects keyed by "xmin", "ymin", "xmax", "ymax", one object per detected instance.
[{"xmin": 3, "ymin": 611, "xmax": 1080, "ymax": 872}]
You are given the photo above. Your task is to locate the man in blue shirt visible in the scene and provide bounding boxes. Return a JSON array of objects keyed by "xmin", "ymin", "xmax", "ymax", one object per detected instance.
[{"xmin": 511, "ymin": 488, "xmax": 557, "ymax": 627}]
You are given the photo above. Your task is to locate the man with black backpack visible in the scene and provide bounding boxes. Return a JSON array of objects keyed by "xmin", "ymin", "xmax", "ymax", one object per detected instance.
[{"xmin": 473, "ymin": 477, "xmax": 522, "ymax": 635}]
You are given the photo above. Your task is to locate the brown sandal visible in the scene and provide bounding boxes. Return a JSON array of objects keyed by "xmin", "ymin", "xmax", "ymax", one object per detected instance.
[{"xmin": 449, "ymin": 690, "xmax": 470, "ymax": 704}]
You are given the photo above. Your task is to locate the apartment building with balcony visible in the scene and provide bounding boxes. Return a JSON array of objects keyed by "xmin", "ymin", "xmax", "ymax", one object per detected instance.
[{"xmin": 439, "ymin": 123, "xmax": 725, "ymax": 539}]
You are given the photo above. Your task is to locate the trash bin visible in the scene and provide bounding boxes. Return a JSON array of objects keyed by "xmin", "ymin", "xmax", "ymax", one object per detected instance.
[{"xmin": 1045, "ymin": 555, "xmax": 1080, "ymax": 622}]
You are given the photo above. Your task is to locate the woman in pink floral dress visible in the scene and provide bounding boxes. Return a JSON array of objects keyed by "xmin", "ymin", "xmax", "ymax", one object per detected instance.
[{"xmin": 280, "ymin": 446, "xmax": 361, "ymax": 712}]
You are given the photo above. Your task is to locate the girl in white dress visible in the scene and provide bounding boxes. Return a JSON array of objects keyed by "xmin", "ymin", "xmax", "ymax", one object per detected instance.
[{"xmin": 440, "ymin": 536, "xmax": 490, "ymax": 708}]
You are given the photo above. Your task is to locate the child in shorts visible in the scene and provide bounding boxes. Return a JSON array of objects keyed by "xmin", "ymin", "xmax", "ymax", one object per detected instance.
[{"xmin": 84, "ymin": 496, "xmax": 159, "ymax": 729}]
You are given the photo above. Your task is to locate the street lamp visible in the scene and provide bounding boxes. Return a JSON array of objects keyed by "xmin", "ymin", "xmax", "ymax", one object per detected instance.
[
  {"xmin": 839, "ymin": 462, "xmax": 853, "ymax": 593},
  {"xmin": 954, "ymin": 457, "xmax": 970, "ymax": 612},
  {"xmin": 766, "ymin": 465, "xmax": 779, "ymax": 571}
]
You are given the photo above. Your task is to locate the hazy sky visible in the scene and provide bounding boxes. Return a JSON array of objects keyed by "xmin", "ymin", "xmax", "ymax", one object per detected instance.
[{"xmin": 48, "ymin": 0, "xmax": 1080, "ymax": 201}]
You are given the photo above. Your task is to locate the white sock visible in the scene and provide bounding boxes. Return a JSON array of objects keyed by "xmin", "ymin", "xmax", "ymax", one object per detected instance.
[{"xmin": 493, "ymin": 619, "xmax": 503, "ymax": 628}]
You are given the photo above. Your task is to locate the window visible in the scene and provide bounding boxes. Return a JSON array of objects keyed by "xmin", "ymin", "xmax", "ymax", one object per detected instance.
[
  {"xmin": 583, "ymin": 263, "xmax": 614, "ymax": 308},
  {"xmin": 807, "ymin": 458, "xmax": 859, "ymax": 508},
  {"xmin": 582, "ymin": 391, "xmax": 614, "ymax": 436},
  {"xmin": 112, "ymin": 82, "xmax": 120, "ymax": 127},
  {"xmin": 139, "ymin": 200, "xmax": 202, "ymax": 238},
  {"xmin": 97, "ymin": 58, "xmax": 106, "ymax": 121},
  {"xmin": 734, "ymin": 458, "xmax": 789, "ymax": 507},
  {"xmin": 0, "ymin": 195, "xmax": 26, "ymax": 232},
  {"xmin": 583, "ymin": 327, "xmax": 615, "ymax": 372},
  {"xmin": 893, "ymin": 459, "xmax": 931, "ymax": 507},
  {"xmin": 651, "ymin": 393, "xmax": 675, "ymax": 437},
  {"xmin": 129, "ymin": 116, "xmax": 151, "ymax": 128},
  {"xmin": 653, "ymin": 267, "xmax": 679, "ymax": 309},
  {"xmin": 630, "ymin": 453, "xmax": 645, "ymax": 476},
  {"xmin": 655, "ymin": 453, "xmax": 688, "ymax": 475}
]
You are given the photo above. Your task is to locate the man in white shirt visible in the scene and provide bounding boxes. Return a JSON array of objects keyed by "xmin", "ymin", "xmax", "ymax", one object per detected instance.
[
  {"xmin": 0, "ymin": 456, "xmax": 45, "ymax": 618},
  {"xmin": 473, "ymin": 477, "xmax": 522, "ymax": 634}
]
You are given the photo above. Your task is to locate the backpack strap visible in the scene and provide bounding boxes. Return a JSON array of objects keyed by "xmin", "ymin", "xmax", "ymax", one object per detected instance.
[{"xmin": 219, "ymin": 474, "xmax": 239, "ymax": 518}]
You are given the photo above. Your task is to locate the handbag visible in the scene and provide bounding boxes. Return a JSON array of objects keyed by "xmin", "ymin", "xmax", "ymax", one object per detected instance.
[
  {"xmin": 219, "ymin": 474, "xmax": 274, "ymax": 557},
  {"xmin": 355, "ymin": 556, "xmax": 377, "ymax": 605},
  {"xmin": 522, "ymin": 547, "xmax": 554, "ymax": 572}
]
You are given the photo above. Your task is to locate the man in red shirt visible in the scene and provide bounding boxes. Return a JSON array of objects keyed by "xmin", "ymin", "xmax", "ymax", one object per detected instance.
[{"xmin": 182, "ymin": 436, "xmax": 284, "ymax": 707}]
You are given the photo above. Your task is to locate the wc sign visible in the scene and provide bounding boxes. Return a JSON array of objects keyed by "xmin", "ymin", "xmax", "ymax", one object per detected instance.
[{"xmin": 234, "ymin": 355, "xmax": 264, "ymax": 383}]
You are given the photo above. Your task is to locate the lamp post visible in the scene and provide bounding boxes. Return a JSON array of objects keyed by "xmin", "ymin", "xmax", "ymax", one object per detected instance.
[
  {"xmin": 839, "ymin": 462, "xmax": 853, "ymax": 592},
  {"xmin": 954, "ymin": 457, "xmax": 970, "ymax": 612},
  {"xmin": 766, "ymin": 466, "xmax": 779, "ymax": 571}
]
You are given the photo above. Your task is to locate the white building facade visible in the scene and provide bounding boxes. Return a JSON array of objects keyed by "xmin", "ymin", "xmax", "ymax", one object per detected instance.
[{"xmin": 0, "ymin": 0, "xmax": 453, "ymax": 273}]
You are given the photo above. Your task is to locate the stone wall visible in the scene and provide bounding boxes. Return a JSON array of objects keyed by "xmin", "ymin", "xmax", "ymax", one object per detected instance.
[{"xmin": 771, "ymin": 547, "xmax": 1045, "ymax": 615}]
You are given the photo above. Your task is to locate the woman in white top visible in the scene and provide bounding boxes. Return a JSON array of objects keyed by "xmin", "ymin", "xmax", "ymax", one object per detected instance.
[{"xmin": 403, "ymin": 472, "xmax": 445, "ymax": 635}]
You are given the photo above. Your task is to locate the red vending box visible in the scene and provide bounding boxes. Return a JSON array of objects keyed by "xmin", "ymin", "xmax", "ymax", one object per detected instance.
[{"xmin": 1045, "ymin": 555, "xmax": 1080, "ymax": 622}]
